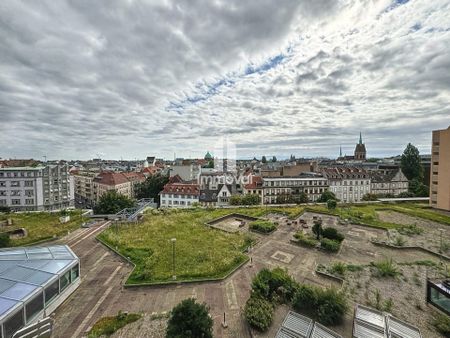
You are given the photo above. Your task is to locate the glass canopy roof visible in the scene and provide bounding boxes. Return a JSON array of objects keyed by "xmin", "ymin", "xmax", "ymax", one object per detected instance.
[{"xmin": 0, "ymin": 245, "xmax": 78, "ymax": 321}]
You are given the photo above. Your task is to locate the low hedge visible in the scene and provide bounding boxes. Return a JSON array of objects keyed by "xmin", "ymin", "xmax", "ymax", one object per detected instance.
[
  {"xmin": 244, "ymin": 294, "xmax": 274, "ymax": 331},
  {"xmin": 249, "ymin": 220, "xmax": 276, "ymax": 234},
  {"xmin": 294, "ymin": 232, "xmax": 318, "ymax": 248},
  {"xmin": 320, "ymin": 238, "xmax": 341, "ymax": 252}
]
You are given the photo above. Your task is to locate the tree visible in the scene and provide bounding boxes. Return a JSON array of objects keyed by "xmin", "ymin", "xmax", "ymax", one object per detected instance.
[
  {"xmin": 0, "ymin": 206, "xmax": 11, "ymax": 213},
  {"xmin": 317, "ymin": 191, "xmax": 337, "ymax": 203},
  {"xmin": 327, "ymin": 199, "xmax": 337, "ymax": 210},
  {"xmin": 244, "ymin": 294, "xmax": 274, "ymax": 331},
  {"xmin": 229, "ymin": 195, "xmax": 243, "ymax": 205},
  {"xmin": 272, "ymin": 156, "xmax": 277, "ymax": 162},
  {"xmin": 94, "ymin": 190, "xmax": 135, "ymax": 215},
  {"xmin": 409, "ymin": 178, "xmax": 429, "ymax": 197},
  {"xmin": 135, "ymin": 173, "xmax": 169, "ymax": 204},
  {"xmin": 362, "ymin": 193, "xmax": 378, "ymax": 201},
  {"xmin": 0, "ymin": 233, "xmax": 11, "ymax": 248},
  {"xmin": 166, "ymin": 298, "xmax": 213, "ymax": 338},
  {"xmin": 261, "ymin": 156, "xmax": 267, "ymax": 163},
  {"xmin": 295, "ymin": 192, "xmax": 309, "ymax": 204},
  {"xmin": 242, "ymin": 194, "xmax": 261, "ymax": 205},
  {"xmin": 401, "ymin": 143, "xmax": 424, "ymax": 181},
  {"xmin": 312, "ymin": 219, "xmax": 323, "ymax": 240}
]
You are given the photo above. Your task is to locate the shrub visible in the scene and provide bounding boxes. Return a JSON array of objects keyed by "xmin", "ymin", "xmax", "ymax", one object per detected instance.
[
  {"xmin": 88, "ymin": 311, "xmax": 141, "ymax": 338},
  {"xmin": 320, "ymin": 238, "xmax": 341, "ymax": 253},
  {"xmin": 293, "ymin": 284, "xmax": 348, "ymax": 326},
  {"xmin": 249, "ymin": 220, "xmax": 276, "ymax": 234},
  {"xmin": 433, "ymin": 314, "xmax": 450, "ymax": 336},
  {"xmin": 372, "ymin": 258, "xmax": 399, "ymax": 277},
  {"xmin": 0, "ymin": 206, "xmax": 11, "ymax": 213},
  {"xmin": 166, "ymin": 298, "xmax": 213, "ymax": 338},
  {"xmin": 317, "ymin": 191, "xmax": 337, "ymax": 203},
  {"xmin": 398, "ymin": 224, "xmax": 424, "ymax": 236},
  {"xmin": 294, "ymin": 232, "xmax": 318, "ymax": 248},
  {"xmin": 293, "ymin": 285, "xmax": 318, "ymax": 313},
  {"xmin": 244, "ymin": 294, "xmax": 274, "ymax": 331},
  {"xmin": 327, "ymin": 199, "xmax": 337, "ymax": 210},
  {"xmin": 0, "ymin": 233, "xmax": 11, "ymax": 248},
  {"xmin": 329, "ymin": 262, "xmax": 346, "ymax": 276},
  {"xmin": 393, "ymin": 236, "xmax": 406, "ymax": 247},
  {"xmin": 312, "ymin": 220, "xmax": 323, "ymax": 240},
  {"xmin": 322, "ymin": 227, "xmax": 345, "ymax": 242},
  {"xmin": 362, "ymin": 193, "xmax": 378, "ymax": 201},
  {"xmin": 251, "ymin": 268, "xmax": 298, "ymax": 303}
]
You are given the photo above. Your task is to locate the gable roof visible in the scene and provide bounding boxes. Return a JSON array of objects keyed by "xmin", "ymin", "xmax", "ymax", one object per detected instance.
[
  {"xmin": 94, "ymin": 172, "xmax": 130, "ymax": 186},
  {"xmin": 160, "ymin": 183, "xmax": 199, "ymax": 196}
]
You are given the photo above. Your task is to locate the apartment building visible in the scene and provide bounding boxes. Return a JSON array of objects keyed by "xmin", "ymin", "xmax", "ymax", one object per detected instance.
[
  {"xmin": 431, "ymin": 126, "xmax": 450, "ymax": 211},
  {"xmin": 0, "ymin": 164, "xmax": 74, "ymax": 211},
  {"xmin": 159, "ymin": 182, "xmax": 199, "ymax": 208},
  {"xmin": 93, "ymin": 172, "xmax": 132, "ymax": 202},
  {"xmin": 369, "ymin": 168, "xmax": 409, "ymax": 196},
  {"xmin": 323, "ymin": 167, "xmax": 370, "ymax": 203},
  {"xmin": 72, "ymin": 171, "xmax": 97, "ymax": 208},
  {"xmin": 262, "ymin": 173, "xmax": 328, "ymax": 204}
]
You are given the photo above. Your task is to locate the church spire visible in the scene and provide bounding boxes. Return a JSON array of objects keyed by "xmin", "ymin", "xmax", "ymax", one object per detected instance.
[
  {"xmin": 339, "ymin": 145, "xmax": 342, "ymax": 158},
  {"xmin": 359, "ymin": 132, "xmax": 363, "ymax": 144}
]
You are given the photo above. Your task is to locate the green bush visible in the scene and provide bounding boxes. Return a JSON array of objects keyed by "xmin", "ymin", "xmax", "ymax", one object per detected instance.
[
  {"xmin": 244, "ymin": 294, "xmax": 274, "ymax": 331},
  {"xmin": 329, "ymin": 262, "xmax": 346, "ymax": 276},
  {"xmin": 251, "ymin": 268, "xmax": 299, "ymax": 303},
  {"xmin": 433, "ymin": 314, "xmax": 450, "ymax": 336},
  {"xmin": 0, "ymin": 233, "xmax": 11, "ymax": 248},
  {"xmin": 320, "ymin": 238, "xmax": 341, "ymax": 252},
  {"xmin": 322, "ymin": 227, "xmax": 345, "ymax": 242},
  {"xmin": 166, "ymin": 298, "xmax": 213, "ymax": 338},
  {"xmin": 327, "ymin": 199, "xmax": 337, "ymax": 210},
  {"xmin": 249, "ymin": 220, "xmax": 276, "ymax": 234},
  {"xmin": 294, "ymin": 232, "xmax": 318, "ymax": 248},
  {"xmin": 398, "ymin": 224, "xmax": 424, "ymax": 236},
  {"xmin": 293, "ymin": 284, "xmax": 348, "ymax": 325},
  {"xmin": 88, "ymin": 311, "xmax": 141, "ymax": 338},
  {"xmin": 393, "ymin": 236, "xmax": 406, "ymax": 247},
  {"xmin": 371, "ymin": 258, "xmax": 399, "ymax": 277},
  {"xmin": 0, "ymin": 206, "xmax": 11, "ymax": 213},
  {"xmin": 317, "ymin": 191, "xmax": 337, "ymax": 203}
]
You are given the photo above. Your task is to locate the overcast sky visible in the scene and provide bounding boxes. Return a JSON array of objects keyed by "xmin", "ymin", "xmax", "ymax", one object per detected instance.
[{"xmin": 0, "ymin": 0, "xmax": 449, "ymax": 160}]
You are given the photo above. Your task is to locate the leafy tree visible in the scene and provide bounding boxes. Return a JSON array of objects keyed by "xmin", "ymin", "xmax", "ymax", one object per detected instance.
[
  {"xmin": 295, "ymin": 192, "xmax": 309, "ymax": 204},
  {"xmin": 362, "ymin": 193, "xmax": 378, "ymax": 201},
  {"xmin": 322, "ymin": 227, "xmax": 344, "ymax": 242},
  {"xmin": 229, "ymin": 195, "xmax": 242, "ymax": 205},
  {"xmin": 135, "ymin": 173, "xmax": 169, "ymax": 204},
  {"xmin": 277, "ymin": 195, "xmax": 295, "ymax": 204},
  {"xmin": 242, "ymin": 194, "xmax": 261, "ymax": 205},
  {"xmin": 317, "ymin": 191, "xmax": 337, "ymax": 203},
  {"xmin": 94, "ymin": 190, "xmax": 135, "ymax": 214},
  {"xmin": 251, "ymin": 268, "xmax": 299, "ymax": 303},
  {"xmin": 0, "ymin": 206, "xmax": 11, "ymax": 213},
  {"xmin": 312, "ymin": 219, "xmax": 323, "ymax": 240},
  {"xmin": 261, "ymin": 156, "xmax": 267, "ymax": 163},
  {"xmin": 244, "ymin": 294, "xmax": 274, "ymax": 332},
  {"xmin": 401, "ymin": 143, "xmax": 424, "ymax": 181},
  {"xmin": 166, "ymin": 298, "xmax": 213, "ymax": 338},
  {"xmin": 409, "ymin": 178, "xmax": 429, "ymax": 197},
  {"xmin": 0, "ymin": 233, "xmax": 11, "ymax": 248},
  {"xmin": 327, "ymin": 199, "xmax": 337, "ymax": 210},
  {"xmin": 272, "ymin": 156, "xmax": 277, "ymax": 162}
]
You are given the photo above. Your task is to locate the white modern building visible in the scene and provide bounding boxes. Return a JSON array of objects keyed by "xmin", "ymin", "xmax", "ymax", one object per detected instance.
[
  {"xmin": 0, "ymin": 245, "xmax": 80, "ymax": 338},
  {"xmin": 0, "ymin": 165, "xmax": 74, "ymax": 211},
  {"xmin": 323, "ymin": 167, "xmax": 371, "ymax": 203}
]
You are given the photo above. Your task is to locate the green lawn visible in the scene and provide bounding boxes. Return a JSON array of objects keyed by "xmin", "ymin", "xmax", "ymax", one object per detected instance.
[{"xmin": 0, "ymin": 210, "xmax": 83, "ymax": 246}]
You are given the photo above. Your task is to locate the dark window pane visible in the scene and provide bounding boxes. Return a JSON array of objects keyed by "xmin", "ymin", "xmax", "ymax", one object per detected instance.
[
  {"xmin": 45, "ymin": 280, "xmax": 59, "ymax": 305},
  {"xmin": 4, "ymin": 310, "xmax": 24, "ymax": 338},
  {"xmin": 70, "ymin": 264, "xmax": 79, "ymax": 282},
  {"xmin": 25, "ymin": 292, "xmax": 44, "ymax": 323},
  {"xmin": 60, "ymin": 271, "xmax": 70, "ymax": 292}
]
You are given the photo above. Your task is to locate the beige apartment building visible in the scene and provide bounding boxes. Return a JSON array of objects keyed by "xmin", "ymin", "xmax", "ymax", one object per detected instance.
[{"xmin": 431, "ymin": 126, "xmax": 450, "ymax": 211}]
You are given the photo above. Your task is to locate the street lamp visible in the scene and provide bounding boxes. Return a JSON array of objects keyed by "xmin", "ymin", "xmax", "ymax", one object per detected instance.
[{"xmin": 171, "ymin": 238, "xmax": 177, "ymax": 280}]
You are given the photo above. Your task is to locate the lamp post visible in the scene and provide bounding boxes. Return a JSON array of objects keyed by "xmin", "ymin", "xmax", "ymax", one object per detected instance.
[{"xmin": 171, "ymin": 238, "xmax": 177, "ymax": 280}]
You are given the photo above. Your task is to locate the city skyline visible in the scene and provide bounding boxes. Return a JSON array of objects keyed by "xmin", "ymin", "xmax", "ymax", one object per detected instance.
[{"xmin": 1, "ymin": 0, "xmax": 449, "ymax": 159}]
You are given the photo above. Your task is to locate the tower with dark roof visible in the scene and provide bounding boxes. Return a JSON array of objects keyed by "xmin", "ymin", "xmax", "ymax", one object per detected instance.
[{"xmin": 354, "ymin": 132, "xmax": 367, "ymax": 161}]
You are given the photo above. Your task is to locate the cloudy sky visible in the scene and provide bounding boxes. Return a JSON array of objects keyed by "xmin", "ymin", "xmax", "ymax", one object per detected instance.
[{"xmin": 0, "ymin": 0, "xmax": 449, "ymax": 160}]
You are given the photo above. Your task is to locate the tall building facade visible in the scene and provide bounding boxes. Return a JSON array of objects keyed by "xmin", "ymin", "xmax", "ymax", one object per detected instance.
[
  {"xmin": 0, "ymin": 164, "xmax": 74, "ymax": 211},
  {"xmin": 431, "ymin": 126, "xmax": 450, "ymax": 211}
]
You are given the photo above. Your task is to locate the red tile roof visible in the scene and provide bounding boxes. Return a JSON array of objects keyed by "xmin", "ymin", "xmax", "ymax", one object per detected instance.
[
  {"xmin": 160, "ymin": 183, "xmax": 200, "ymax": 196},
  {"xmin": 94, "ymin": 172, "xmax": 130, "ymax": 186},
  {"xmin": 244, "ymin": 175, "xmax": 263, "ymax": 189}
]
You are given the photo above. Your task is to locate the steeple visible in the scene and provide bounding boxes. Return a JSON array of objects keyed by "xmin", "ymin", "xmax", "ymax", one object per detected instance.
[
  {"xmin": 359, "ymin": 132, "xmax": 363, "ymax": 145},
  {"xmin": 339, "ymin": 145, "xmax": 342, "ymax": 158}
]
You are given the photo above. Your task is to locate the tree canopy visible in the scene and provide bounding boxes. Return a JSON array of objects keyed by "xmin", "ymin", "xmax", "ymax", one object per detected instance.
[
  {"xmin": 317, "ymin": 190, "xmax": 337, "ymax": 203},
  {"xmin": 93, "ymin": 190, "xmax": 135, "ymax": 214},
  {"xmin": 261, "ymin": 156, "xmax": 267, "ymax": 163},
  {"xmin": 166, "ymin": 298, "xmax": 213, "ymax": 338},
  {"xmin": 135, "ymin": 173, "xmax": 169, "ymax": 204},
  {"xmin": 401, "ymin": 143, "xmax": 424, "ymax": 181}
]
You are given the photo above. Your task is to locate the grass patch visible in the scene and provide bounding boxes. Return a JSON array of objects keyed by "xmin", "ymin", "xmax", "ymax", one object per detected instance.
[
  {"xmin": 99, "ymin": 208, "xmax": 259, "ymax": 284},
  {"xmin": 0, "ymin": 210, "xmax": 83, "ymax": 246},
  {"xmin": 293, "ymin": 232, "xmax": 318, "ymax": 248},
  {"xmin": 88, "ymin": 312, "xmax": 141, "ymax": 338},
  {"xmin": 398, "ymin": 223, "xmax": 424, "ymax": 236},
  {"xmin": 249, "ymin": 220, "xmax": 276, "ymax": 234},
  {"xmin": 371, "ymin": 258, "xmax": 399, "ymax": 278}
]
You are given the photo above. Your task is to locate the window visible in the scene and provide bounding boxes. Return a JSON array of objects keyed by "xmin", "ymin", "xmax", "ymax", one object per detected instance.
[
  {"xmin": 0, "ymin": 181, "xmax": 5, "ymax": 187},
  {"xmin": 11, "ymin": 190, "xmax": 20, "ymax": 196},
  {"xmin": 10, "ymin": 181, "xmax": 20, "ymax": 187},
  {"xmin": 60, "ymin": 270, "xmax": 71, "ymax": 292},
  {"xmin": 26, "ymin": 199, "xmax": 34, "ymax": 205},
  {"xmin": 45, "ymin": 280, "xmax": 59, "ymax": 305},
  {"xmin": 25, "ymin": 292, "xmax": 44, "ymax": 323},
  {"xmin": 4, "ymin": 309, "xmax": 24, "ymax": 338},
  {"xmin": 24, "ymin": 181, "xmax": 34, "ymax": 187},
  {"xmin": 11, "ymin": 199, "xmax": 21, "ymax": 205},
  {"xmin": 0, "ymin": 191, "xmax": 6, "ymax": 196},
  {"xmin": 71, "ymin": 264, "xmax": 79, "ymax": 282},
  {"xmin": 0, "ymin": 200, "xmax": 6, "ymax": 205}
]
